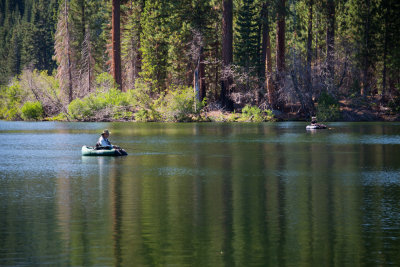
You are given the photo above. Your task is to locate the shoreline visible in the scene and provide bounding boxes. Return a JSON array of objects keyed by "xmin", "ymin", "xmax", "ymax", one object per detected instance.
[{"xmin": 30, "ymin": 110, "xmax": 400, "ymax": 123}]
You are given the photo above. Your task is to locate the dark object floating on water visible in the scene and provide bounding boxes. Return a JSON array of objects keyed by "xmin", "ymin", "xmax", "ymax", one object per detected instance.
[
  {"xmin": 81, "ymin": 145, "xmax": 128, "ymax": 156},
  {"xmin": 306, "ymin": 123, "xmax": 327, "ymax": 130}
]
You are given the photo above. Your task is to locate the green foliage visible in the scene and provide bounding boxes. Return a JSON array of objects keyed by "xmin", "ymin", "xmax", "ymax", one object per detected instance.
[
  {"xmin": 388, "ymin": 97, "xmax": 400, "ymax": 113},
  {"xmin": 21, "ymin": 101, "xmax": 44, "ymax": 120},
  {"xmin": 234, "ymin": 0, "xmax": 259, "ymax": 69},
  {"xmin": 160, "ymin": 86, "xmax": 203, "ymax": 122},
  {"xmin": 128, "ymin": 79, "xmax": 161, "ymax": 122},
  {"xmin": 134, "ymin": 109, "xmax": 161, "ymax": 122},
  {"xmin": 95, "ymin": 72, "xmax": 117, "ymax": 92},
  {"xmin": 68, "ymin": 98, "xmax": 93, "ymax": 120},
  {"xmin": 140, "ymin": 1, "xmax": 170, "ymax": 90},
  {"xmin": 0, "ymin": 0, "xmax": 58, "ymax": 85},
  {"xmin": 0, "ymin": 80, "xmax": 23, "ymax": 120},
  {"xmin": 47, "ymin": 112, "xmax": 68, "ymax": 121},
  {"xmin": 239, "ymin": 105, "xmax": 272, "ymax": 122},
  {"xmin": 68, "ymin": 87, "xmax": 132, "ymax": 121},
  {"xmin": 316, "ymin": 92, "xmax": 341, "ymax": 121}
]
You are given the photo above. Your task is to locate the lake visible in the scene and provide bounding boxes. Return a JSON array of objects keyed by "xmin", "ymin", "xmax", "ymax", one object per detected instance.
[{"xmin": 1, "ymin": 121, "xmax": 400, "ymax": 266}]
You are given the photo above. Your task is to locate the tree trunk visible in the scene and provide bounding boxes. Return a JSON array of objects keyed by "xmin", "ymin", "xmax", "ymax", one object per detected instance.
[
  {"xmin": 382, "ymin": 0, "xmax": 388, "ymax": 96},
  {"xmin": 221, "ymin": 0, "xmax": 233, "ymax": 110},
  {"xmin": 326, "ymin": 0, "xmax": 335, "ymax": 84},
  {"xmin": 134, "ymin": 0, "xmax": 144, "ymax": 83},
  {"xmin": 199, "ymin": 51, "xmax": 206, "ymax": 101},
  {"xmin": 65, "ymin": 0, "xmax": 73, "ymax": 103},
  {"xmin": 215, "ymin": 31, "xmax": 219, "ymax": 100},
  {"xmin": 361, "ymin": 0, "xmax": 371, "ymax": 96},
  {"xmin": 261, "ymin": 2, "xmax": 274, "ymax": 108},
  {"xmin": 276, "ymin": 0, "xmax": 285, "ymax": 72},
  {"xmin": 306, "ymin": 0, "xmax": 313, "ymax": 86},
  {"xmin": 315, "ymin": 11, "xmax": 319, "ymax": 62},
  {"xmin": 194, "ymin": 48, "xmax": 206, "ymax": 103},
  {"xmin": 112, "ymin": 0, "xmax": 122, "ymax": 90}
]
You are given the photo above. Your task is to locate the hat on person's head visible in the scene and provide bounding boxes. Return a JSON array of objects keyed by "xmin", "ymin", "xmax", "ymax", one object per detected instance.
[{"xmin": 101, "ymin": 129, "xmax": 110, "ymax": 135}]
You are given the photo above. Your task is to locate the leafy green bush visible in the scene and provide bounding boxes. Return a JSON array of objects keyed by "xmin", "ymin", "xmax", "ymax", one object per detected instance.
[
  {"xmin": 160, "ymin": 86, "xmax": 203, "ymax": 122},
  {"xmin": 134, "ymin": 109, "xmax": 159, "ymax": 122},
  {"xmin": 239, "ymin": 105, "xmax": 273, "ymax": 122},
  {"xmin": 21, "ymin": 101, "xmax": 44, "ymax": 120},
  {"xmin": 316, "ymin": 92, "xmax": 341, "ymax": 121},
  {"xmin": 95, "ymin": 72, "xmax": 117, "ymax": 92},
  {"xmin": 265, "ymin": 109, "xmax": 274, "ymax": 121},
  {"xmin": 125, "ymin": 79, "xmax": 161, "ymax": 122},
  {"xmin": 68, "ymin": 87, "xmax": 132, "ymax": 121},
  {"xmin": 0, "ymin": 81, "xmax": 23, "ymax": 120},
  {"xmin": 48, "ymin": 112, "xmax": 68, "ymax": 121},
  {"xmin": 388, "ymin": 97, "xmax": 400, "ymax": 113},
  {"xmin": 68, "ymin": 98, "xmax": 93, "ymax": 120}
]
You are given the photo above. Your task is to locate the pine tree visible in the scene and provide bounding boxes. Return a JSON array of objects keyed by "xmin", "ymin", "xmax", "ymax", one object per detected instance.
[
  {"xmin": 31, "ymin": 0, "xmax": 58, "ymax": 73},
  {"xmin": 80, "ymin": 24, "xmax": 95, "ymax": 95},
  {"xmin": 140, "ymin": 0, "xmax": 170, "ymax": 90},
  {"xmin": 7, "ymin": 26, "xmax": 22, "ymax": 76},
  {"xmin": 234, "ymin": 0, "xmax": 259, "ymax": 70}
]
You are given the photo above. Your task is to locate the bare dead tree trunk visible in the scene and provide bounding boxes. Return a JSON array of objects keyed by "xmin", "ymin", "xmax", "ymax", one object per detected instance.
[
  {"xmin": 112, "ymin": 0, "xmax": 122, "ymax": 90},
  {"xmin": 199, "ymin": 51, "xmax": 206, "ymax": 101},
  {"xmin": 81, "ymin": 25, "xmax": 94, "ymax": 94},
  {"xmin": 326, "ymin": 0, "xmax": 335, "ymax": 85},
  {"xmin": 65, "ymin": 0, "xmax": 73, "ymax": 103},
  {"xmin": 192, "ymin": 31, "xmax": 206, "ymax": 102},
  {"xmin": 221, "ymin": 0, "xmax": 234, "ymax": 110}
]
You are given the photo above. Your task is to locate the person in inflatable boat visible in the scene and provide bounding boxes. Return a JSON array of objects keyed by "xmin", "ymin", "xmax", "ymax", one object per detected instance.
[
  {"xmin": 311, "ymin": 116, "xmax": 317, "ymax": 125},
  {"xmin": 96, "ymin": 129, "xmax": 127, "ymax": 155},
  {"xmin": 97, "ymin": 129, "xmax": 115, "ymax": 149}
]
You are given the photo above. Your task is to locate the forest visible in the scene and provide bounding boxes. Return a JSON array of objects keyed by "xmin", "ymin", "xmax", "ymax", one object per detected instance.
[{"xmin": 0, "ymin": 0, "xmax": 399, "ymax": 122}]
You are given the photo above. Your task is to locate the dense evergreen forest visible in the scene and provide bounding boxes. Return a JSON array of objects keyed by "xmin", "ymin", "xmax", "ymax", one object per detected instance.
[{"xmin": 0, "ymin": 0, "xmax": 399, "ymax": 122}]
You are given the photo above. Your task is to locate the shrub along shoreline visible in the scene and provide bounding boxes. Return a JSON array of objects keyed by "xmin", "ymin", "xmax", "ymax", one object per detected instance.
[{"xmin": 1, "ymin": 70, "xmax": 398, "ymax": 123}]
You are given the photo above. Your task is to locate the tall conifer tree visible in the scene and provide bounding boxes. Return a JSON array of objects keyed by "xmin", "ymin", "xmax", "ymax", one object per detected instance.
[{"xmin": 234, "ymin": 0, "xmax": 258, "ymax": 70}]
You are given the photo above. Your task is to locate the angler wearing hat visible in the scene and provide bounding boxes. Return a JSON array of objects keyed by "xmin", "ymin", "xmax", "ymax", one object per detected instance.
[
  {"xmin": 96, "ymin": 129, "xmax": 114, "ymax": 149},
  {"xmin": 311, "ymin": 116, "xmax": 317, "ymax": 125}
]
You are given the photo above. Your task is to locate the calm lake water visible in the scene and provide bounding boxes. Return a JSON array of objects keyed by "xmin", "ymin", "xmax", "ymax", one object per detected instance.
[{"xmin": 1, "ymin": 121, "xmax": 400, "ymax": 266}]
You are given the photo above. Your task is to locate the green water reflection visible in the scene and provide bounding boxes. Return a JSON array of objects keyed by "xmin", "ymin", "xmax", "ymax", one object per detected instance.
[{"xmin": 0, "ymin": 122, "xmax": 400, "ymax": 266}]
